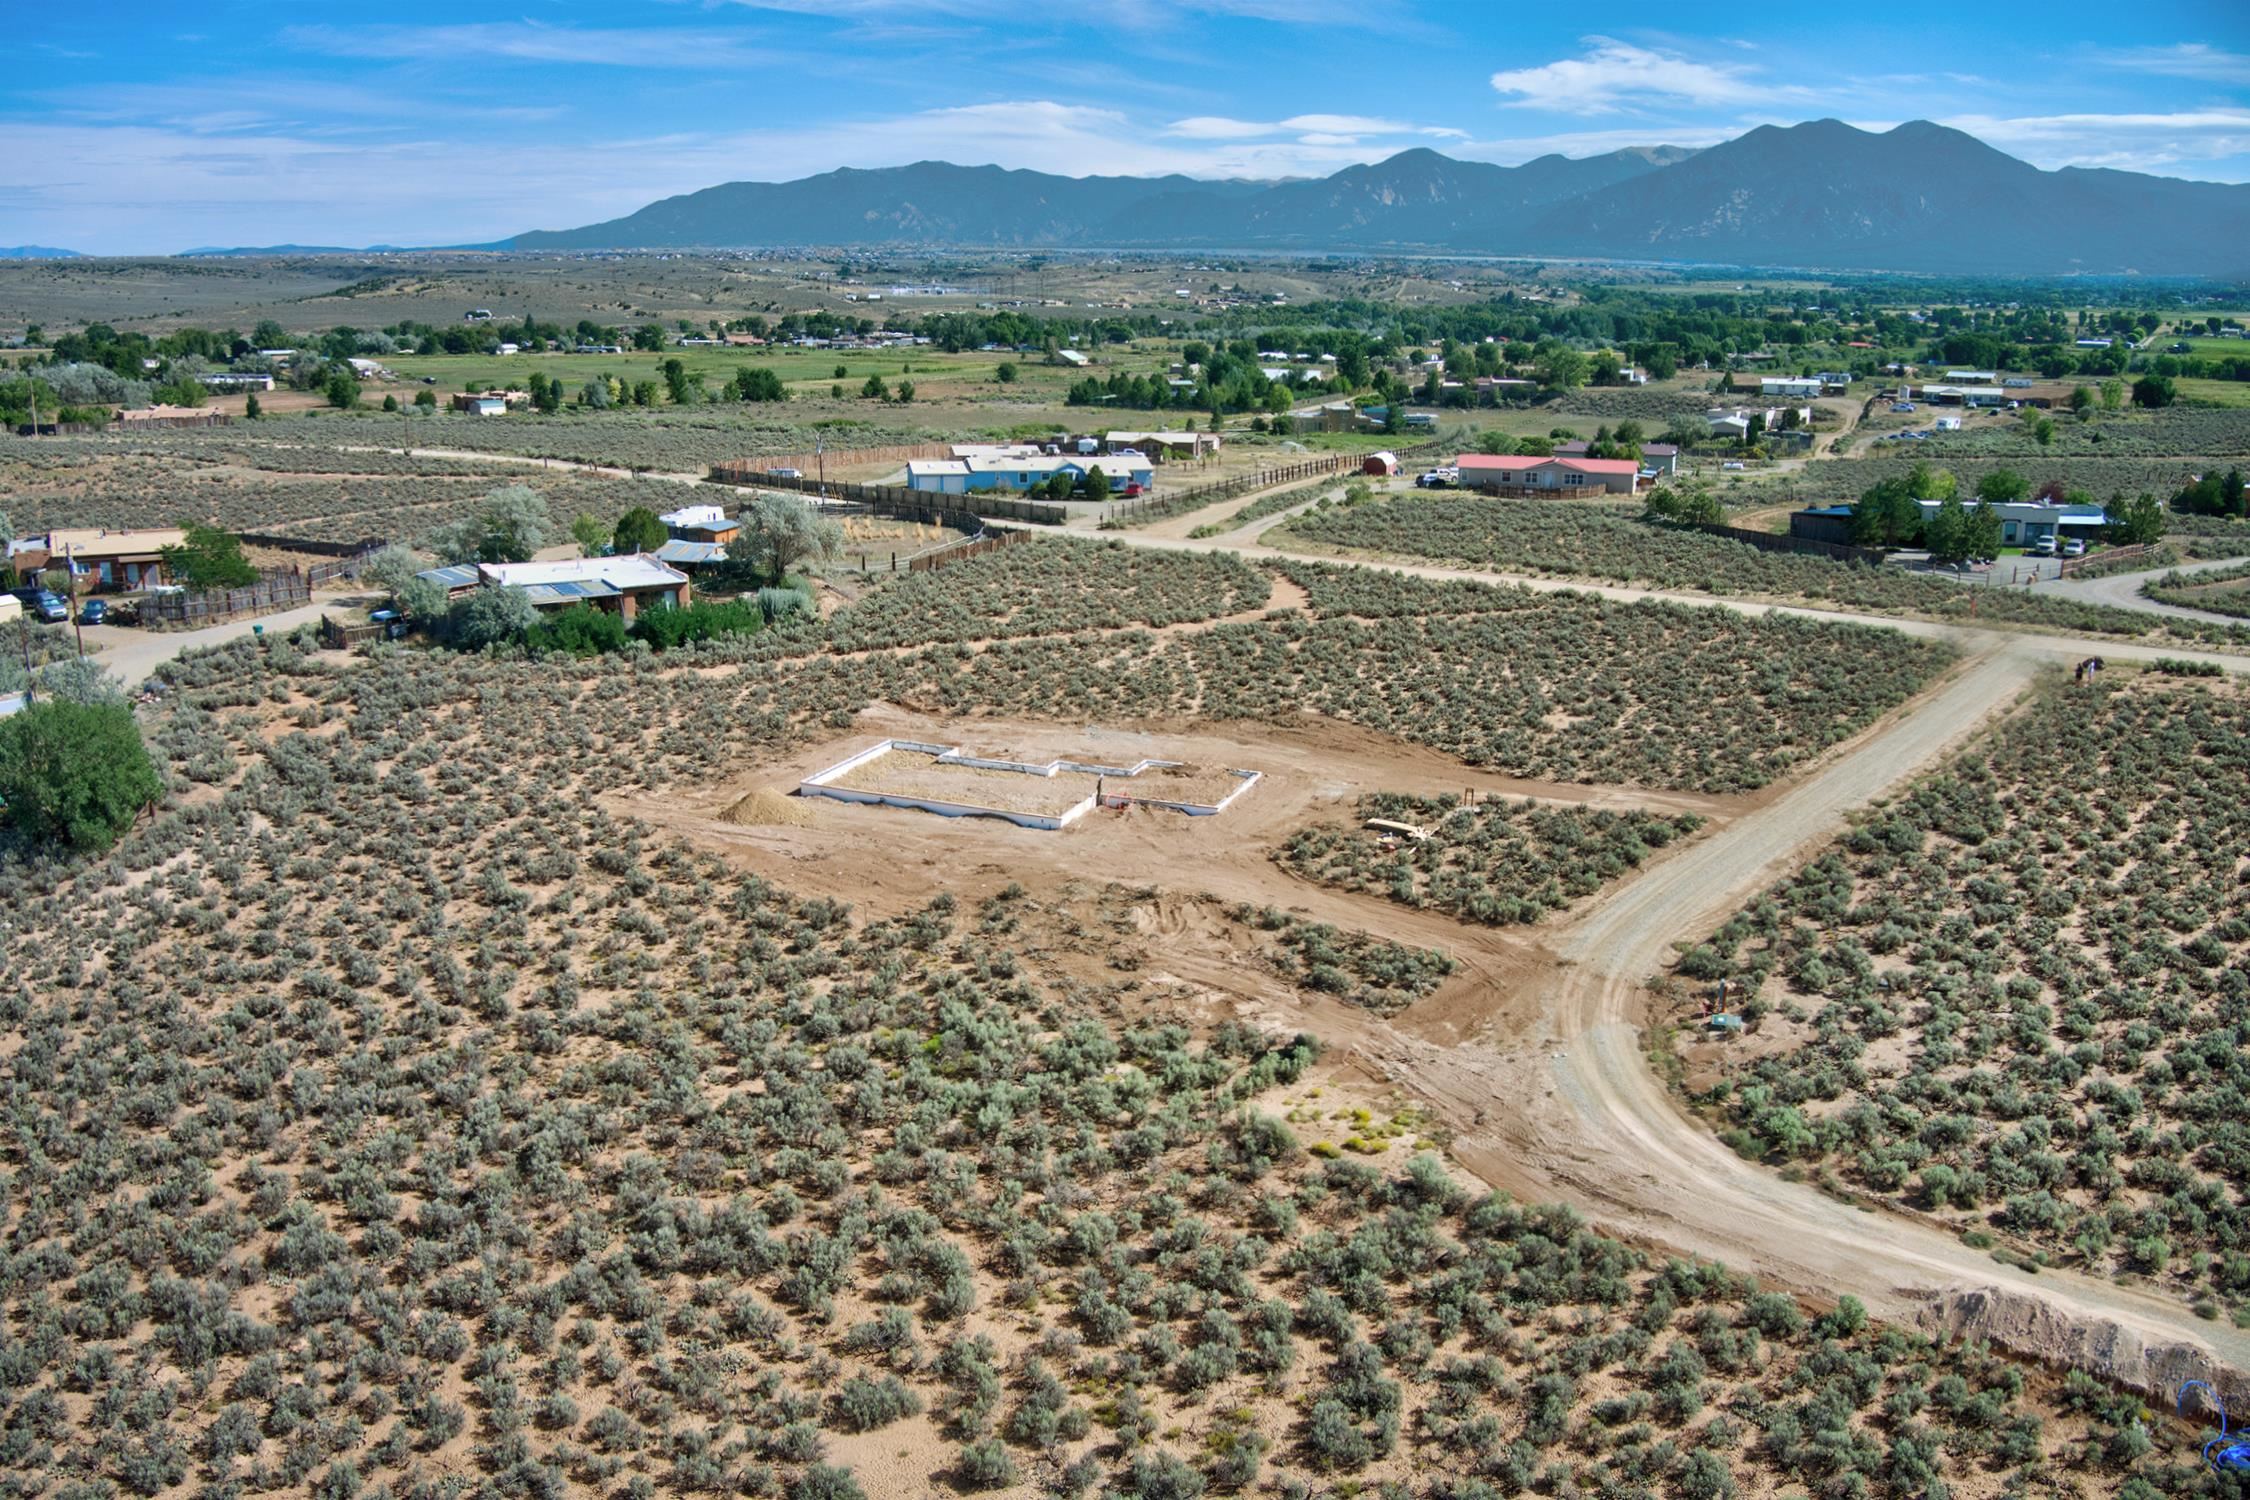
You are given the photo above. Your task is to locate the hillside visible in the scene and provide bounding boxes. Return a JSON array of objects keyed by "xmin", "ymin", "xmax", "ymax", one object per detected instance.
[{"xmin": 500, "ymin": 120, "xmax": 2250, "ymax": 277}]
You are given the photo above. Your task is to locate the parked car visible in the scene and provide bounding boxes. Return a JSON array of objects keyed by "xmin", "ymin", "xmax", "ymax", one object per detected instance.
[
  {"xmin": 78, "ymin": 599, "xmax": 108, "ymax": 626},
  {"xmin": 2062, "ymin": 538, "xmax": 2087, "ymax": 557},
  {"xmin": 1721, "ymin": 461, "xmax": 1746, "ymax": 471},
  {"xmin": 1416, "ymin": 470, "xmax": 1451, "ymax": 488},
  {"xmin": 2028, "ymin": 536, "xmax": 2057, "ymax": 557},
  {"xmin": 1121, "ymin": 482, "xmax": 1143, "ymax": 497},
  {"xmin": 769, "ymin": 467, "xmax": 802, "ymax": 479},
  {"xmin": 11, "ymin": 588, "xmax": 69, "ymax": 623}
]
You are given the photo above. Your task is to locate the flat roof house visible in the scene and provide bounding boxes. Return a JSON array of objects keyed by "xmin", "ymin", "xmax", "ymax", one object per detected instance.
[
  {"xmin": 659, "ymin": 504, "xmax": 741, "ymax": 544},
  {"xmin": 1760, "ymin": 376, "xmax": 1823, "ymax": 399},
  {"xmin": 417, "ymin": 555, "xmax": 691, "ymax": 620},
  {"xmin": 1453, "ymin": 453, "xmax": 1640, "ymax": 496},
  {"xmin": 28, "ymin": 526, "xmax": 191, "ymax": 592}
]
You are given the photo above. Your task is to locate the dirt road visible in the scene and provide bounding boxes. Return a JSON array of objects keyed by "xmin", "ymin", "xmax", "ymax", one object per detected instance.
[
  {"xmin": 80, "ymin": 597, "xmax": 346, "ymax": 687},
  {"xmin": 2040, "ymin": 553, "xmax": 2250, "ymax": 626},
  {"xmin": 1362, "ymin": 640, "xmax": 2250, "ymax": 1400}
]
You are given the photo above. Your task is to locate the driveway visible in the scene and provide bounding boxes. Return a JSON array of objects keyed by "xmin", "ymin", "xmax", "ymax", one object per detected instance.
[{"xmin": 80, "ymin": 595, "xmax": 353, "ymax": 687}]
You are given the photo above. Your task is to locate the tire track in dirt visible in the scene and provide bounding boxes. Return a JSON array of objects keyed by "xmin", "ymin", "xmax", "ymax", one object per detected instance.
[{"xmin": 1361, "ymin": 640, "xmax": 2250, "ymax": 1401}]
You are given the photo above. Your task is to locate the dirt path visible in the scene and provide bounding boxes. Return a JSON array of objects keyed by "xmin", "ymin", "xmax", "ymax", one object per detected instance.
[
  {"xmin": 81, "ymin": 595, "xmax": 353, "ymax": 687},
  {"xmin": 2042, "ymin": 553, "xmax": 2250, "ymax": 626},
  {"xmin": 1358, "ymin": 639, "xmax": 2250, "ymax": 1400}
]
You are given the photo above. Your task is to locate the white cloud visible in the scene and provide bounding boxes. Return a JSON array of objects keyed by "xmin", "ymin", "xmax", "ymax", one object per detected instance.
[
  {"xmin": 1489, "ymin": 36, "xmax": 1809, "ymax": 113},
  {"xmin": 1166, "ymin": 112, "xmax": 1464, "ymax": 141},
  {"xmin": 2091, "ymin": 43, "xmax": 2250, "ymax": 85},
  {"xmin": 285, "ymin": 22, "xmax": 781, "ymax": 70},
  {"xmin": 0, "ymin": 99, "xmax": 1446, "ymax": 252},
  {"xmin": 1937, "ymin": 109, "xmax": 2250, "ymax": 176}
]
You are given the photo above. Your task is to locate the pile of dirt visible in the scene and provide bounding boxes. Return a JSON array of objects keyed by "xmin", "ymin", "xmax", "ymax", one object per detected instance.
[
  {"xmin": 1913, "ymin": 1286, "xmax": 2247, "ymax": 1410},
  {"xmin": 719, "ymin": 788, "xmax": 814, "ymax": 827}
]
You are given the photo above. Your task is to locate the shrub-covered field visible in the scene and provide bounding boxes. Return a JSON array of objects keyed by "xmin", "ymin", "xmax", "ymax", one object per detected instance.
[
  {"xmin": 2144, "ymin": 560, "xmax": 2250, "ymax": 619},
  {"xmin": 1739, "ymin": 455, "xmax": 2215, "ymax": 511},
  {"xmin": 1275, "ymin": 495, "xmax": 2250, "ymax": 647},
  {"xmin": 1849, "ymin": 408, "xmax": 2250, "ymax": 460},
  {"xmin": 0, "ymin": 631, "xmax": 2201, "ymax": 1500},
  {"xmin": 1281, "ymin": 793, "xmax": 1707, "ymax": 926},
  {"xmin": 0, "ymin": 437, "xmax": 686, "ymax": 545},
  {"xmin": 1669, "ymin": 675, "xmax": 2250, "ymax": 1315},
  {"xmin": 821, "ymin": 537, "xmax": 1272, "ymax": 650},
  {"xmin": 1246, "ymin": 904, "xmax": 1457, "ymax": 1016}
]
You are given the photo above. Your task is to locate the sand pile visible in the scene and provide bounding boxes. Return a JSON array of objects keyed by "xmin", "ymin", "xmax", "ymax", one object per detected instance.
[{"xmin": 720, "ymin": 788, "xmax": 814, "ymax": 827}]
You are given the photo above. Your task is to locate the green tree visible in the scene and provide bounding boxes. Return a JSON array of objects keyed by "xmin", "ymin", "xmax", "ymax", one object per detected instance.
[
  {"xmin": 861, "ymin": 373, "xmax": 890, "ymax": 400},
  {"xmin": 994, "ymin": 362, "xmax": 1017, "ymax": 384},
  {"xmin": 739, "ymin": 492, "xmax": 843, "ymax": 585},
  {"xmin": 894, "ymin": 379, "xmax": 914, "ymax": 403},
  {"xmin": 1975, "ymin": 468, "xmax": 2029, "ymax": 504},
  {"xmin": 1531, "ymin": 341, "xmax": 1587, "ymax": 391},
  {"xmin": 442, "ymin": 585, "xmax": 537, "ymax": 650},
  {"xmin": 159, "ymin": 523, "xmax": 259, "ymax": 590},
  {"xmin": 1963, "ymin": 501, "xmax": 2005, "ymax": 560},
  {"xmin": 1851, "ymin": 478, "xmax": 1925, "ymax": 547},
  {"xmin": 324, "ymin": 367, "xmax": 360, "ymax": 409},
  {"xmin": 2099, "ymin": 377, "xmax": 2125, "ymax": 412},
  {"xmin": 1079, "ymin": 464, "xmax": 1109, "ymax": 497},
  {"xmin": 2132, "ymin": 375, "xmax": 2176, "ymax": 408},
  {"xmin": 412, "ymin": 388, "xmax": 436, "ymax": 408},
  {"xmin": 731, "ymin": 367, "xmax": 786, "ymax": 402},
  {"xmin": 634, "ymin": 324, "xmax": 665, "ymax": 352},
  {"xmin": 381, "ymin": 393, "xmax": 399, "ymax": 412},
  {"xmin": 1925, "ymin": 492, "xmax": 1972, "ymax": 562},
  {"xmin": 1906, "ymin": 461, "xmax": 1956, "ymax": 501},
  {"xmin": 243, "ymin": 392, "xmax": 262, "ymax": 419},
  {"xmin": 2068, "ymin": 385, "xmax": 2094, "ymax": 416},
  {"xmin": 424, "ymin": 484, "xmax": 554, "ymax": 565},
  {"xmin": 362, "ymin": 542, "xmax": 426, "ymax": 600},
  {"xmin": 0, "ymin": 699, "xmax": 163, "ymax": 852},
  {"xmin": 662, "ymin": 358, "xmax": 694, "ymax": 405},
  {"xmin": 2115, "ymin": 491, "xmax": 2167, "ymax": 546},
  {"xmin": 569, "ymin": 514, "xmax": 609, "ymax": 557},
  {"xmin": 613, "ymin": 506, "xmax": 669, "ymax": 554}
]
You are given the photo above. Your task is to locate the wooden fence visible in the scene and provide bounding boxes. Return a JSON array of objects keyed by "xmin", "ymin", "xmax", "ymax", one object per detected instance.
[
  {"xmin": 708, "ymin": 464, "xmax": 1072, "ymax": 526},
  {"xmin": 1103, "ymin": 455, "xmax": 1351, "ymax": 526},
  {"xmin": 237, "ymin": 532, "xmax": 389, "ymax": 559},
  {"xmin": 2058, "ymin": 543, "xmax": 2148, "ymax": 578},
  {"xmin": 143, "ymin": 572, "xmax": 312, "ymax": 629},
  {"xmin": 908, "ymin": 527, "xmax": 1036, "ymax": 574},
  {"xmin": 733, "ymin": 441, "xmax": 956, "ymax": 477},
  {"xmin": 1683, "ymin": 521, "xmax": 1888, "ymax": 566}
]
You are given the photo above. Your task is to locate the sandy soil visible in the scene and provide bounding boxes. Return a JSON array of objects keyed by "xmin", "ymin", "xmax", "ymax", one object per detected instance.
[{"xmin": 607, "ymin": 649, "xmax": 2250, "ymax": 1403}]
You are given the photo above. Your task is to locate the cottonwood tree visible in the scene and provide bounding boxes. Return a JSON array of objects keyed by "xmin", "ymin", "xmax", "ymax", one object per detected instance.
[
  {"xmin": 425, "ymin": 485, "xmax": 555, "ymax": 564},
  {"xmin": 740, "ymin": 493, "xmax": 842, "ymax": 584}
]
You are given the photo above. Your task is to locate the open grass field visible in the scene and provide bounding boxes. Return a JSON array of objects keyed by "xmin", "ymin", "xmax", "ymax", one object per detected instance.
[{"xmin": 2176, "ymin": 377, "xmax": 2250, "ymax": 408}]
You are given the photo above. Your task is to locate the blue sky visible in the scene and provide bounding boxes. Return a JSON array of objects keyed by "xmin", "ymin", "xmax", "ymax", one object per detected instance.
[{"xmin": 8, "ymin": 1, "xmax": 2247, "ymax": 253}]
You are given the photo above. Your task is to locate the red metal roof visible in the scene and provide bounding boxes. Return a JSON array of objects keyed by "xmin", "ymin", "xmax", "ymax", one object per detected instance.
[{"xmin": 1454, "ymin": 453, "xmax": 1641, "ymax": 476}]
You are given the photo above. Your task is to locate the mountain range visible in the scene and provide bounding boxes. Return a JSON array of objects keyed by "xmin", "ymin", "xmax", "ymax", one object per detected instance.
[
  {"xmin": 497, "ymin": 120, "xmax": 2250, "ymax": 278},
  {"xmin": 0, "ymin": 246, "xmax": 84, "ymax": 260}
]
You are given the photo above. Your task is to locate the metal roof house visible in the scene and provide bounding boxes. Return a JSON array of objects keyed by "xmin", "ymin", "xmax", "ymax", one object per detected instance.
[
  {"xmin": 1453, "ymin": 454, "xmax": 1641, "ymax": 495},
  {"xmin": 23, "ymin": 527, "xmax": 191, "ymax": 592},
  {"xmin": 654, "ymin": 539, "xmax": 729, "ymax": 573},
  {"xmin": 417, "ymin": 555, "xmax": 691, "ymax": 619},
  {"xmin": 914, "ymin": 453, "xmax": 1155, "ymax": 495}
]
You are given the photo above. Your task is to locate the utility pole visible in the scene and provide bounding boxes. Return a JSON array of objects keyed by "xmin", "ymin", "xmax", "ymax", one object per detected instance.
[{"xmin": 66, "ymin": 547, "xmax": 84, "ymax": 658}]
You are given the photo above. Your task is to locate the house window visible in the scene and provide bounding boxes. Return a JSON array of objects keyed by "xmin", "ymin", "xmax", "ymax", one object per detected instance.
[{"xmin": 1563, "ymin": 473, "xmax": 1584, "ymax": 487}]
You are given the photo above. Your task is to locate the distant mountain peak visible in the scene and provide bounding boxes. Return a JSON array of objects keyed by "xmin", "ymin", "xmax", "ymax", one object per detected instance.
[{"xmin": 492, "ymin": 122, "xmax": 2249, "ymax": 277}]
